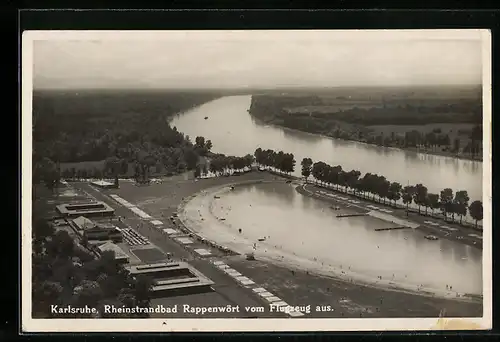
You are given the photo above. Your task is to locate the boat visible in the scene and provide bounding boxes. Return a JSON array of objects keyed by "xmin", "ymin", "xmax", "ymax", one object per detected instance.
[
  {"xmin": 204, "ymin": 116, "xmax": 208, "ymax": 120},
  {"xmin": 258, "ymin": 238, "xmax": 266, "ymax": 242},
  {"xmin": 424, "ymin": 235, "xmax": 439, "ymax": 241}
]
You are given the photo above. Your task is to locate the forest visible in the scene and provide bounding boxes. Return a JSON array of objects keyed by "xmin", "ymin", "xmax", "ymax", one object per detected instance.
[
  {"xmin": 249, "ymin": 93, "xmax": 483, "ymax": 159},
  {"xmin": 32, "ymin": 211, "xmax": 155, "ymax": 318},
  {"xmin": 32, "ymin": 90, "xmax": 221, "ymax": 187}
]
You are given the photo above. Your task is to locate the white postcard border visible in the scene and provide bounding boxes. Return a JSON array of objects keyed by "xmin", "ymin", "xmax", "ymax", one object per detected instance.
[{"xmin": 21, "ymin": 29, "xmax": 492, "ymax": 332}]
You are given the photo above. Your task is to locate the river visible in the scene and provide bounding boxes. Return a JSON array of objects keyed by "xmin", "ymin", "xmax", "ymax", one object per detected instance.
[
  {"xmin": 172, "ymin": 95, "xmax": 483, "ymax": 296},
  {"xmin": 182, "ymin": 181, "xmax": 482, "ymax": 296},
  {"xmin": 170, "ymin": 95, "xmax": 483, "ymax": 202}
]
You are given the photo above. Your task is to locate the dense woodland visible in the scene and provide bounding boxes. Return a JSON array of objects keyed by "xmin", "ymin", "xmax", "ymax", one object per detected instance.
[
  {"xmin": 32, "ymin": 212, "xmax": 155, "ymax": 318},
  {"xmin": 249, "ymin": 93, "xmax": 483, "ymax": 158},
  {"xmin": 33, "ymin": 91, "xmax": 221, "ymax": 187}
]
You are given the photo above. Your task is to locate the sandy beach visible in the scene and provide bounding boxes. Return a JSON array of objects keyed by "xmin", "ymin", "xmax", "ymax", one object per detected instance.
[{"xmin": 178, "ymin": 181, "xmax": 481, "ymax": 304}]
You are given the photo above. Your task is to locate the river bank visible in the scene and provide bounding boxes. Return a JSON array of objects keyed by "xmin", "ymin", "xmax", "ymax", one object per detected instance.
[
  {"xmin": 251, "ymin": 115, "xmax": 482, "ymax": 162},
  {"xmin": 296, "ymin": 183, "xmax": 482, "ymax": 250},
  {"xmin": 177, "ymin": 180, "xmax": 482, "ymax": 303},
  {"xmin": 101, "ymin": 171, "xmax": 482, "ymax": 317}
]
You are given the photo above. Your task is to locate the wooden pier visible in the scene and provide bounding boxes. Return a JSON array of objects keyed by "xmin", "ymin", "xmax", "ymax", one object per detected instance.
[
  {"xmin": 375, "ymin": 226, "xmax": 410, "ymax": 231},
  {"xmin": 336, "ymin": 213, "xmax": 368, "ymax": 218}
]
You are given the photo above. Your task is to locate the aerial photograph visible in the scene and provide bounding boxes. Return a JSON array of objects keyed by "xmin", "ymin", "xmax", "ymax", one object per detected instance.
[{"xmin": 25, "ymin": 30, "xmax": 488, "ymax": 329}]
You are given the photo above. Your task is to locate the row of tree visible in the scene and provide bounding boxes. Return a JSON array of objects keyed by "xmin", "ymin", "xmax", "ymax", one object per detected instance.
[
  {"xmin": 32, "ymin": 212, "xmax": 154, "ymax": 318},
  {"xmin": 249, "ymin": 147, "xmax": 483, "ymax": 228},
  {"xmin": 253, "ymin": 148, "xmax": 296, "ymax": 175},
  {"xmin": 365, "ymin": 126, "xmax": 482, "ymax": 158},
  {"xmin": 298, "ymin": 158, "xmax": 483, "ymax": 228}
]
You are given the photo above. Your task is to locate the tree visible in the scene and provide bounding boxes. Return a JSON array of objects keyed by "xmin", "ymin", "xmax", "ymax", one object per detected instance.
[
  {"xmin": 440, "ymin": 188, "xmax": 454, "ymax": 221},
  {"xmin": 194, "ymin": 136, "xmax": 205, "ymax": 149},
  {"xmin": 133, "ymin": 275, "xmax": 154, "ymax": 316},
  {"xmin": 376, "ymin": 177, "xmax": 390, "ymax": 204},
  {"xmin": 32, "ymin": 218, "xmax": 55, "ymax": 243},
  {"xmin": 413, "ymin": 184, "xmax": 428, "ymax": 214},
  {"xmin": 453, "ymin": 138, "xmax": 460, "ymax": 153},
  {"xmin": 105, "ymin": 156, "xmax": 122, "ymax": 177},
  {"xmin": 468, "ymin": 200, "xmax": 483, "ymax": 229},
  {"xmin": 387, "ymin": 182, "xmax": 402, "ymax": 206},
  {"xmin": 312, "ymin": 161, "xmax": 327, "ymax": 185},
  {"xmin": 39, "ymin": 158, "xmax": 61, "ymax": 193},
  {"xmin": 33, "ymin": 281, "xmax": 64, "ymax": 317},
  {"xmin": 73, "ymin": 280, "xmax": 104, "ymax": 311},
  {"xmin": 427, "ymin": 193, "xmax": 440, "ymax": 215},
  {"xmin": 205, "ymin": 139, "xmax": 213, "ymax": 152},
  {"xmin": 301, "ymin": 157, "xmax": 313, "ymax": 181},
  {"xmin": 194, "ymin": 165, "xmax": 201, "ymax": 178},
  {"xmin": 454, "ymin": 190, "xmax": 470, "ymax": 224},
  {"xmin": 184, "ymin": 149, "xmax": 198, "ymax": 171},
  {"xmin": 202, "ymin": 163, "xmax": 208, "ymax": 176},
  {"xmin": 346, "ymin": 170, "xmax": 362, "ymax": 195},
  {"xmin": 402, "ymin": 186, "xmax": 416, "ymax": 215},
  {"xmin": 46, "ymin": 230, "xmax": 75, "ymax": 259}
]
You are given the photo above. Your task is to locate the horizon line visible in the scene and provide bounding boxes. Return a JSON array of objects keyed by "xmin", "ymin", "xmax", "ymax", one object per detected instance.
[{"xmin": 33, "ymin": 84, "xmax": 483, "ymax": 92}]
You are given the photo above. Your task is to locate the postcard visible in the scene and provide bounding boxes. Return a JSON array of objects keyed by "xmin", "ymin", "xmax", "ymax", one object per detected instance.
[{"xmin": 22, "ymin": 29, "xmax": 491, "ymax": 332}]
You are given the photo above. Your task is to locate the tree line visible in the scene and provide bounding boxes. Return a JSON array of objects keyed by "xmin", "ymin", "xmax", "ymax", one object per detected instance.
[
  {"xmin": 299, "ymin": 157, "xmax": 483, "ymax": 228},
  {"xmin": 33, "ymin": 91, "xmax": 221, "ymax": 189},
  {"xmin": 249, "ymin": 94, "xmax": 483, "ymax": 159},
  {"xmin": 249, "ymin": 147, "xmax": 483, "ymax": 228},
  {"xmin": 32, "ymin": 211, "xmax": 154, "ymax": 318}
]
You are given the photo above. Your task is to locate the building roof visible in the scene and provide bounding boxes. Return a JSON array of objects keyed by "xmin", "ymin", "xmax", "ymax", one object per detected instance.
[
  {"xmin": 72, "ymin": 216, "xmax": 96, "ymax": 230},
  {"xmin": 97, "ymin": 241, "xmax": 129, "ymax": 260}
]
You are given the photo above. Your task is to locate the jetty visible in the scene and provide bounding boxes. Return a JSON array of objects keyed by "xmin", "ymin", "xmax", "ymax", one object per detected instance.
[
  {"xmin": 375, "ymin": 226, "xmax": 411, "ymax": 231},
  {"xmin": 336, "ymin": 213, "xmax": 368, "ymax": 218}
]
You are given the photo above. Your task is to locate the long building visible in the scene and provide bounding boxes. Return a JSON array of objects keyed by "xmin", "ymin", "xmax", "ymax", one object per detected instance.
[
  {"xmin": 56, "ymin": 201, "xmax": 115, "ymax": 218},
  {"xmin": 71, "ymin": 216, "xmax": 122, "ymax": 243}
]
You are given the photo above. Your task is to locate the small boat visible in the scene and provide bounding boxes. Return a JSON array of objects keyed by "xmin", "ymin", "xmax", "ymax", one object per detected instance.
[
  {"xmin": 204, "ymin": 116, "xmax": 208, "ymax": 120},
  {"xmin": 258, "ymin": 238, "xmax": 266, "ymax": 242},
  {"xmin": 214, "ymin": 196, "xmax": 220, "ymax": 199},
  {"xmin": 425, "ymin": 235, "xmax": 439, "ymax": 241}
]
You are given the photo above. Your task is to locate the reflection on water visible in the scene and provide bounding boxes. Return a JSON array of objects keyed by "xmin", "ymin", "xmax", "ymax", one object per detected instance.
[
  {"xmin": 171, "ymin": 96, "xmax": 482, "ymax": 201},
  {"xmin": 212, "ymin": 183, "xmax": 482, "ymax": 295}
]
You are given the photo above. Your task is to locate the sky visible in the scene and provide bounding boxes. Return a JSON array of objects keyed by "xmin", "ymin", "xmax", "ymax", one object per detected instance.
[{"xmin": 30, "ymin": 30, "xmax": 485, "ymax": 90}]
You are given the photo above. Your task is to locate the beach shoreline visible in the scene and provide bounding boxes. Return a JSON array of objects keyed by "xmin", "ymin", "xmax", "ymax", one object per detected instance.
[
  {"xmin": 177, "ymin": 180, "xmax": 482, "ymax": 304},
  {"xmin": 251, "ymin": 116, "xmax": 483, "ymax": 163}
]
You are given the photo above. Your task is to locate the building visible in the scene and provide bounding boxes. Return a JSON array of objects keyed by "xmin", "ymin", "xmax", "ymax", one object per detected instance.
[
  {"xmin": 125, "ymin": 262, "xmax": 214, "ymax": 297},
  {"xmin": 96, "ymin": 241, "xmax": 129, "ymax": 264},
  {"xmin": 56, "ymin": 201, "xmax": 115, "ymax": 218},
  {"xmin": 71, "ymin": 216, "xmax": 123, "ymax": 243}
]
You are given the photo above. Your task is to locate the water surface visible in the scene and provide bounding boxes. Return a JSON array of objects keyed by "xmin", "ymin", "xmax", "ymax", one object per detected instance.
[{"xmin": 171, "ymin": 95, "xmax": 482, "ymax": 202}]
